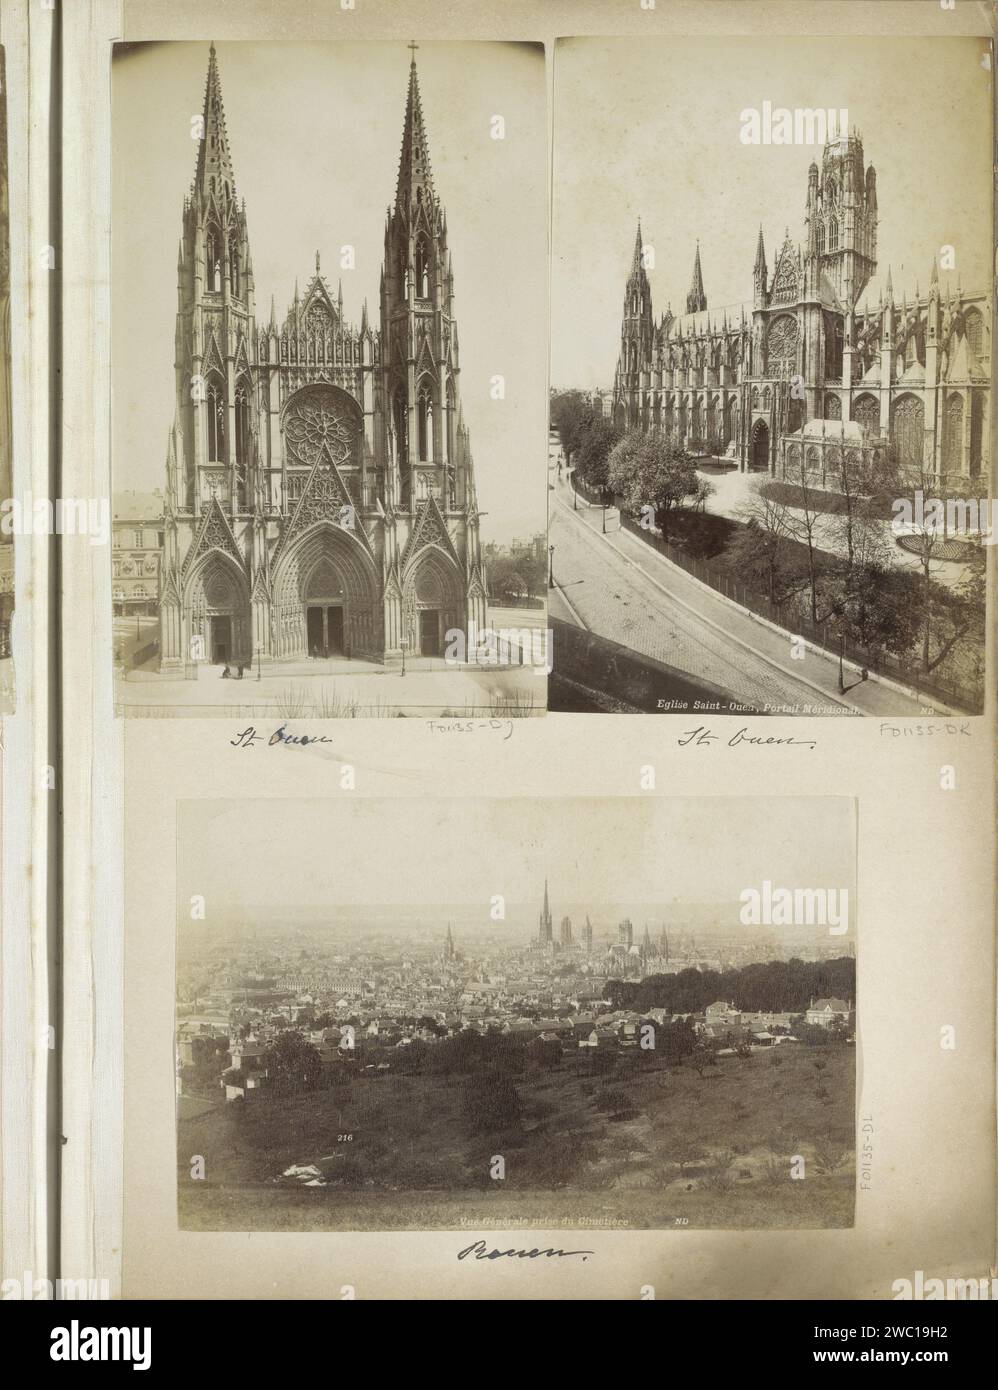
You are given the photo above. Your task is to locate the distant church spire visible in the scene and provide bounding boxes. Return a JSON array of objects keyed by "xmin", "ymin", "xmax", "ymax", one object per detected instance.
[
  {"xmin": 686, "ymin": 240, "xmax": 706, "ymax": 314},
  {"xmin": 194, "ymin": 41, "xmax": 236, "ymax": 201},
  {"xmin": 539, "ymin": 878, "xmax": 553, "ymax": 945}
]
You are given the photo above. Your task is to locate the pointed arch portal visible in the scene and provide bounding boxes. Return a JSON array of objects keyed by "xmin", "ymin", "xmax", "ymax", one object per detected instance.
[
  {"xmin": 750, "ymin": 418, "xmax": 770, "ymax": 471},
  {"xmin": 271, "ymin": 522, "xmax": 381, "ymax": 661},
  {"xmin": 403, "ymin": 546, "xmax": 464, "ymax": 658},
  {"xmin": 185, "ymin": 550, "xmax": 251, "ymax": 665}
]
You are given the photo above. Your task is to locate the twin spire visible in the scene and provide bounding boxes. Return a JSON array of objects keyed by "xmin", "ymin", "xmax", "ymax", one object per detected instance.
[
  {"xmin": 194, "ymin": 41, "xmax": 236, "ymax": 202},
  {"xmin": 394, "ymin": 42, "xmax": 435, "ymax": 214},
  {"xmin": 194, "ymin": 40, "xmax": 435, "ymax": 221},
  {"xmin": 627, "ymin": 220, "xmax": 708, "ymax": 318}
]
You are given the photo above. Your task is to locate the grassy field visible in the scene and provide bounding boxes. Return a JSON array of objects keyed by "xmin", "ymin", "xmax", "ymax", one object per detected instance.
[{"xmin": 178, "ymin": 1043, "xmax": 854, "ymax": 1231}]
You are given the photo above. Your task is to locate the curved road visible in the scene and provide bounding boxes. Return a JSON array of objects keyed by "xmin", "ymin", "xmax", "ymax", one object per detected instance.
[{"xmin": 549, "ymin": 478, "xmax": 931, "ymax": 716}]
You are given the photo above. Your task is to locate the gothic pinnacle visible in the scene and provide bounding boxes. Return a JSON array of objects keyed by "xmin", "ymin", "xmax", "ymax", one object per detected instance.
[{"xmin": 754, "ymin": 223, "xmax": 766, "ymax": 273}]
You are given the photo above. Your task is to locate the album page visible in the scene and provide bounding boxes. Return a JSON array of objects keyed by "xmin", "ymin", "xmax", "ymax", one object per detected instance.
[{"xmin": 55, "ymin": 0, "xmax": 995, "ymax": 1310}]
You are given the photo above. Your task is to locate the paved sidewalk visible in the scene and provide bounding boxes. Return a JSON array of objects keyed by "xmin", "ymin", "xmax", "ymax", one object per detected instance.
[
  {"xmin": 552, "ymin": 478, "xmax": 935, "ymax": 717},
  {"xmin": 116, "ymin": 660, "xmax": 544, "ymax": 717}
]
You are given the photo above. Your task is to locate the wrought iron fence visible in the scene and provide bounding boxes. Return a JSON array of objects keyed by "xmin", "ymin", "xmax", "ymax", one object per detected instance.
[
  {"xmin": 566, "ymin": 423, "xmax": 984, "ymax": 711},
  {"xmin": 609, "ymin": 498, "xmax": 981, "ymax": 714}
]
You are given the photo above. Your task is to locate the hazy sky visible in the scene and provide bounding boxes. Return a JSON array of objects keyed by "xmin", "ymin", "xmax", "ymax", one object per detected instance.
[
  {"xmin": 552, "ymin": 35, "xmax": 991, "ymax": 390},
  {"xmin": 112, "ymin": 40, "xmax": 547, "ymax": 543},
  {"xmin": 178, "ymin": 796, "xmax": 856, "ymax": 935}
]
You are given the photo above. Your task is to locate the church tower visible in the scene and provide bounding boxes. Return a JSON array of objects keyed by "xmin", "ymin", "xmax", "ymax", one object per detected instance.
[
  {"xmin": 379, "ymin": 45, "xmax": 486, "ymax": 654},
  {"xmin": 539, "ymin": 878, "xmax": 553, "ymax": 945},
  {"xmin": 172, "ymin": 42, "xmax": 257, "ymax": 520},
  {"xmin": 382, "ymin": 47, "xmax": 469, "ymax": 515},
  {"xmin": 808, "ymin": 132, "xmax": 877, "ymax": 308},
  {"xmin": 161, "ymin": 42, "xmax": 258, "ymax": 668},
  {"xmin": 614, "ymin": 222, "xmax": 654, "ymax": 426},
  {"xmin": 686, "ymin": 241, "xmax": 707, "ymax": 315}
]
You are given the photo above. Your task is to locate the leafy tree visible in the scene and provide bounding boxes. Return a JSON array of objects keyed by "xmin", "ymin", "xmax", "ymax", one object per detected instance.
[
  {"xmin": 550, "ymin": 391, "xmax": 593, "ymax": 468},
  {"xmin": 689, "ymin": 1042, "xmax": 718, "ymax": 1077},
  {"xmin": 608, "ymin": 431, "xmax": 703, "ymax": 545},
  {"xmin": 779, "ymin": 453, "xmax": 836, "ymax": 624},
  {"xmin": 575, "ymin": 414, "xmax": 621, "ymax": 493},
  {"xmin": 528, "ymin": 1037, "xmax": 563, "ymax": 1071},
  {"xmin": 668, "ymin": 1136, "xmax": 706, "ymax": 1175},
  {"xmin": 726, "ymin": 487, "xmax": 808, "ymax": 606},
  {"xmin": 263, "ymin": 1031, "xmax": 322, "ymax": 1093},
  {"xmin": 397, "ymin": 1038, "xmax": 429, "ymax": 1075},
  {"xmin": 832, "ymin": 560, "xmax": 920, "ymax": 656}
]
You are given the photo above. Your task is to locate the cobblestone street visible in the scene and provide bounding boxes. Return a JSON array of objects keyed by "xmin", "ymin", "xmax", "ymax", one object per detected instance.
[{"xmin": 550, "ymin": 477, "xmax": 934, "ymax": 716}]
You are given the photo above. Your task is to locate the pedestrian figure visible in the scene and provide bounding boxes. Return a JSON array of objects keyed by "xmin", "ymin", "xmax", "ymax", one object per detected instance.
[{"xmin": 221, "ymin": 663, "xmax": 231, "ymax": 679}]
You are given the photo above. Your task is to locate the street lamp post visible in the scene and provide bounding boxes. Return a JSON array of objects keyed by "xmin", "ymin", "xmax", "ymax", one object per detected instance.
[
  {"xmin": 548, "ymin": 544, "xmax": 555, "ymax": 589},
  {"xmin": 601, "ymin": 491, "xmax": 608, "ymax": 534},
  {"xmin": 256, "ymin": 643, "xmax": 262, "ymax": 681},
  {"xmin": 400, "ymin": 637, "xmax": 408, "ymax": 677}
]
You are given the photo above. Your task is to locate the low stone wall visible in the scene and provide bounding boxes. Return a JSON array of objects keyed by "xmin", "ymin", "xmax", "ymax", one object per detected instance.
[{"xmin": 550, "ymin": 617, "xmax": 768, "ymax": 715}]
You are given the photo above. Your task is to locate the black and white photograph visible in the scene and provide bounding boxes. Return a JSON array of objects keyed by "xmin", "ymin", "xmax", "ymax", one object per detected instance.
[
  {"xmin": 111, "ymin": 40, "xmax": 547, "ymax": 718},
  {"xmin": 175, "ymin": 795, "xmax": 856, "ymax": 1233},
  {"xmin": 549, "ymin": 37, "xmax": 990, "ymax": 717}
]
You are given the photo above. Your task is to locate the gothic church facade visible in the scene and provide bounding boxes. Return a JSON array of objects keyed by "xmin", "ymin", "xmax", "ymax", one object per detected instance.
[
  {"xmin": 159, "ymin": 45, "xmax": 487, "ymax": 670},
  {"xmin": 612, "ymin": 132, "xmax": 989, "ymax": 488}
]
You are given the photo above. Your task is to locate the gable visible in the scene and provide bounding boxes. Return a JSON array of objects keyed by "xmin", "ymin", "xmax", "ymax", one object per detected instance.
[
  {"xmin": 182, "ymin": 497, "xmax": 243, "ymax": 578},
  {"xmin": 400, "ymin": 495, "xmax": 461, "ymax": 572}
]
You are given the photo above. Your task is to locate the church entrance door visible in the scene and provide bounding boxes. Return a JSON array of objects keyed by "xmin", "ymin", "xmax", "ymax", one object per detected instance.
[
  {"xmin": 307, "ymin": 604, "xmax": 346, "ymax": 658},
  {"xmin": 209, "ymin": 615, "xmax": 232, "ymax": 664},
  {"xmin": 419, "ymin": 608, "xmax": 441, "ymax": 657},
  {"xmin": 306, "ymin": 606, "xmax": 324, "ymax": 656},
  {"xmin": 751, "ymin": 420, "xmax": 770, "ymax": 471},
  {"xmin": 326, "ymin": 606, "xmax": 344, "ymax": 655}
]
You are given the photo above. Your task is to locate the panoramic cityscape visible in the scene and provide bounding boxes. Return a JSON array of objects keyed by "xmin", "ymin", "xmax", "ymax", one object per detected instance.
[{"xmin": 176, "ymin": 796, "xmax": 856, "ymax": 1231}]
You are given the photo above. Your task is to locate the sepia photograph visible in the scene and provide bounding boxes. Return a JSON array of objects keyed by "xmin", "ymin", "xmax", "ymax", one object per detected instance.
[
  {"xmin": 549, "ymin": 36, "xmax": 990, "ymax": 718},
  {"xmin": 175, "ymin": 795, "xmax": 857, "ymax": 1233},
  {"xmin": 111, "ymin": 40, "xmax": 547, "ymax": 719}
]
